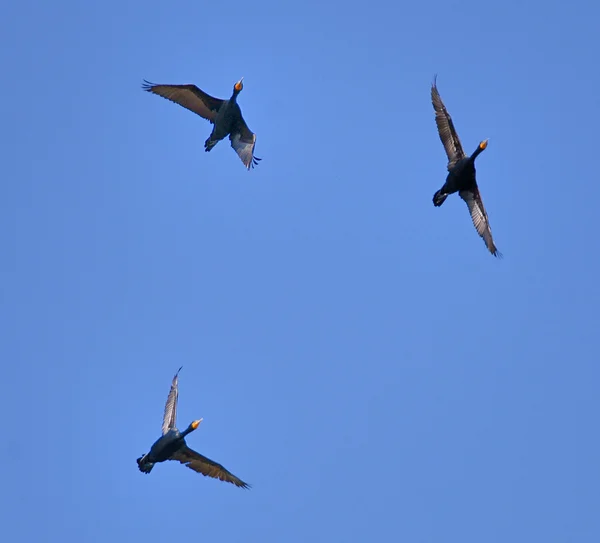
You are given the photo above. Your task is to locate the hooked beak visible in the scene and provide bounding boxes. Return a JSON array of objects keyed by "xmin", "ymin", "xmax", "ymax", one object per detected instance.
[{"xmin": 191, "ymin": 418, "xmax": 203, "ymax": 430}]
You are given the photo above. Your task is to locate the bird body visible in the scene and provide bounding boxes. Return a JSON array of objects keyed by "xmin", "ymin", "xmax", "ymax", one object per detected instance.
[
  {"xmin": 142, "ymin": 78, "xmax": 261, "ymax": 170},
  {"xmin": 433, "ymin": 149, "xmax": 483, "ymax": 206},
  {"xmin": 431, "ymin": 77, "xmax": 501, "ymax": 257},
  {"xmin": 138, "ymin": 429, "xmax": 191, "ymax": 471},
  {"xmin": 136, "ymin": 367, "xmax": 249, "ymax": 488},
  {"xmin": 209, "ymin": 98, "xmax": 241, "ymax": 143}
]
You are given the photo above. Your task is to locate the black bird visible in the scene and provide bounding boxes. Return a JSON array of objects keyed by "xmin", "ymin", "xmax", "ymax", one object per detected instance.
[
  {"xmin": 142, "ymin": 78, "xmax": 261, "ymax": 170},
  {"xmin": 137, "ymin": 367, "xmax": 250, "ymax": 488},
  {"xmin": 431, "ymin": 77, "xmax": 501, "ymax": 257}
]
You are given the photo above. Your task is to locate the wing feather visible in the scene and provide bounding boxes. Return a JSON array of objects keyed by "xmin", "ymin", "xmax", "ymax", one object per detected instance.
[
  {"xmin": 229, "ymin": 117, "xmax": 261, "ymax": 170},
  {"xmin": 171, "ymin": 445, "xmax": 250, "ymax": 488},
  {"xmin": 431, "ymin": 77, "xmax": 465, "ymax": 170},
  {"xmin": 161, "ymin": 366, "xmax": 182, "ymax": 435},
  {"xmin": 142, "ymin": 81, "xmax": 223, "ymax": 123},
  {"xmin": 459, "ymin": 188, "xmax": 501, "ymax": 257}
]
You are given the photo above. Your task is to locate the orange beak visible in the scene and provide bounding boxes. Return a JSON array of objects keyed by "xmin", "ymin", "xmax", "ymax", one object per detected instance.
[{"xmin": 191, "ymin": 419, "xmax": 203, "ymax": 430}]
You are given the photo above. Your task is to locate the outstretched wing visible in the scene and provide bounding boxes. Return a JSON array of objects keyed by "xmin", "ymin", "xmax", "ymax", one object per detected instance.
[
  {"xmin": 459, "ymin": 188, "xmax": 501, "ymax": 257},
  {"xmin": 431, "ymin": 76, "xmax": 465, "ymax": 170},
  {"xmin": 162, "ymin": 366, "xmax": 183, "ymax": 435},
  {"xmin": 171, "ymin": 445, "xmax": 250, "ymax": 488},
  {"xmin": 142, "ymin": 81, "xmax": 224, "ymax": 123},
  {"xmin": 229, "ymin": 117, "xmax": 261, "ymax": 170}
]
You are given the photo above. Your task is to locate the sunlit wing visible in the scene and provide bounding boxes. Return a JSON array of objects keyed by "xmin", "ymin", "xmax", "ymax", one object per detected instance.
[
  {"xmin": 161, "ymin": 366, "xmax": 182, "ymax": 435},
  {"xmin": 229, "ymin": 117, "xmax": 261, "ymax": 170},
  {"xmin": 171, "ymin": 445, "xmax": 250, "ymax": 488},
  {"xmin": 142, "ymin": 81, "xmax": 224, "ymax": 123},
  {"xmin": 431, "ymin": 77, "xmax": 465, "ymax": 170},
  {"xmin": 459, "ymin": 188, "xmax": 501, "ymax": 257}
]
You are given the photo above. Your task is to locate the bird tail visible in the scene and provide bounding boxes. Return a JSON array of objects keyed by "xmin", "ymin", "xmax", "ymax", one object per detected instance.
[
  {"xmin": 204, "ymin": 137, "xmax": 218, "ymax": 153},
  {"xmin": 137, "ymin": 454, "xmax": 154, "ymax": 474},
  {"xmin": 433, "ymin": 190, "xmax": 448, "ymax": 207}
]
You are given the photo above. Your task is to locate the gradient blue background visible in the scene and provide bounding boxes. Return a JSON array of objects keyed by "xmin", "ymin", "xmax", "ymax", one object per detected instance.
[{"xmin": 2, "ymin": 0, "xmax": 599, "ymax": 541}]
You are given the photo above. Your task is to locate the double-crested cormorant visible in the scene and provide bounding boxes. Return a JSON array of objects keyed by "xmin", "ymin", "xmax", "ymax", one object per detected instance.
[
  {"xmin": 142, "ymin": 78, "xmax": 261, "ymax": 170},
  {"xmin": 137, "ymin": 367, "xmax": 249, "ymax": 488},
  {"xmin": 431, "ymin": 77, "xmax": 501, "ymax": 257}
]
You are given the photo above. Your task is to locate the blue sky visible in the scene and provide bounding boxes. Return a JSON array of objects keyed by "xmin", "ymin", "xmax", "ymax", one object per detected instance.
[{"xmin": 2, "ymin": 0, "xmax": 599, "ymax": 541}]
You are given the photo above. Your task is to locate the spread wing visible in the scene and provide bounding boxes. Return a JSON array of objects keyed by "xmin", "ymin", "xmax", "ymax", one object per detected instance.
[
  {"xmin": 162, "ymin": 366, "xmax": 183, "ymax": 435},
  {"xmin": 431, "ymin": 77, "xmax": 465, "ymax": 170},
  {"xmin": 229, "ymin": 117, "xmax": 261, "ymax": 170},
  {"xmin": 142, "ymin": 81, "xmax": 224, "ymax": 123},
  {"xmin": 459, "ymin": 188, "xmax": 501, "ymax": 257},
  {"xmin": 171, "ymin": 445, "xmax": 250, "ymax": 488}
]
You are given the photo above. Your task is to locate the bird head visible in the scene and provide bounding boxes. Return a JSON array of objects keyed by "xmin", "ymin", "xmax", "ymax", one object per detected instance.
[
  {"xmin": 479, "ymin": 139, "xmax": 489, "ymax": 150},
  {"xmin": 190, "ymin": 418, "xmax": 203, "ymax": 431},
  {"xmin": 234, "ymin": 78, "xmax": 244, "ymax": 93}
]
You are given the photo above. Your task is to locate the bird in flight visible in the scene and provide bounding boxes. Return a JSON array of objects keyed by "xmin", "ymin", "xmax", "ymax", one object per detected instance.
[
  {"xmin": 137, "ymin": 367, "xmax": 250, "ymax": 488},
  {"xmin": 431, "ymin": 76, "xmax": 501, "ymax": 257},
  {"xmin": 143, "ymin": 78, "xmax": 261, "ymax": 170}
]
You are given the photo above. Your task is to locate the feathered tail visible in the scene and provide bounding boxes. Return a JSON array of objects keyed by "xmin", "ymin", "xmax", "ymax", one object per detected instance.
[
  {"xmin": 433, "ymin": 190, "xmax": 448, "ymax": 207},
  {"xmin": 204, "ymin": 137, "xmax": 218, "ymax": 153},
  {"xmin": 136, "ymin": 454, "xmax": 154, "ymax": 474}
]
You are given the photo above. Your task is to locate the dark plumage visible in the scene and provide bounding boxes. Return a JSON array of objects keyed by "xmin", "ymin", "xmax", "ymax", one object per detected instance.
[
  {"xmin": 136, "ymin": 367, "xmax": 250, "ymax": 489},
  {"xmin": 431, "ymin": 76, "xmax": 501, "ymax": 257},
  {"xmin": 142, "ymin": 78, "xmax": 261, "ymax": 170}
]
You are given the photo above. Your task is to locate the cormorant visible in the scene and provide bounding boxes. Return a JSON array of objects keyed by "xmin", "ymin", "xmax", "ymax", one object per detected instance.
[
  {"xmin": 431, "ymin": 76, "xmax": 501, "ymax": 257},
  {"xmin": 136, "ymin": 367, "xmax": 250, "ymax": 488},
  {"xmin": 142, "ymin": 78, "xmax": 261, "ymax": 170}
]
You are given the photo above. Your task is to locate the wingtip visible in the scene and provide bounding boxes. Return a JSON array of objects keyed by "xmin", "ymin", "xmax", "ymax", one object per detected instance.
[
  {"xmin": 248, "ymin": 156, "xmax": 262, "ymax": 170},
  {"xmin": 141, "ymin": 79, "xmax": 155, "ymax": 92}
]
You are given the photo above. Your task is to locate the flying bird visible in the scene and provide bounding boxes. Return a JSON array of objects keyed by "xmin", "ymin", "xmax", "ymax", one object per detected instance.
[
  {"xmin": 137, "ymin": 367, "xmax": 250, "ymax": 488},
  {"xmin": 431, "ymin": 76, "xmax": 501, "ymax": 257},
  {"xmin": 142, "ymin": 78, "xmax": 261, "ymax": 170}
]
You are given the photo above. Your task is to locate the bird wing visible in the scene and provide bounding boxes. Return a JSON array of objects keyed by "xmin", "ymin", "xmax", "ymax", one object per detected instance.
[
  {"xmin": 459, "ymin": 188, "xmax": 501, "ymax": 257},
  {"xmin": 229, "ymin": 117, "xmax": 261, "ymax": 170},
  {"xmin": 142, "ymin": 81, "xmax": 224, "ymax": 123},
  {"xmin": 431, "ymin": 77, "xmax": 465, "ymax": 170},
  {"xmin": 161, "ymin": 366, "xmax": 183, "ymax": 435},
  {"xmin": 171, "ymin": 445, "xmax": 250, "ymax": 488}
]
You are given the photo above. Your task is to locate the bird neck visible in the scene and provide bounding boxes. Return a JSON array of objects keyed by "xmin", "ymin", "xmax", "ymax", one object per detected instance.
[
  {"xmin": 179, "ymin": 425, "xmax": 195, "ymax": 438},
  {"xmin": 470, "ymin": 145, "xmax": 485, "ymax": 161}
]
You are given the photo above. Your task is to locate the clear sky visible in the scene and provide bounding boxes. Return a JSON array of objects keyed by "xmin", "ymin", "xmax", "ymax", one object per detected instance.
[{"xmin": 2, "ymin": 0, "xmax": 599, "ymax": 541}]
